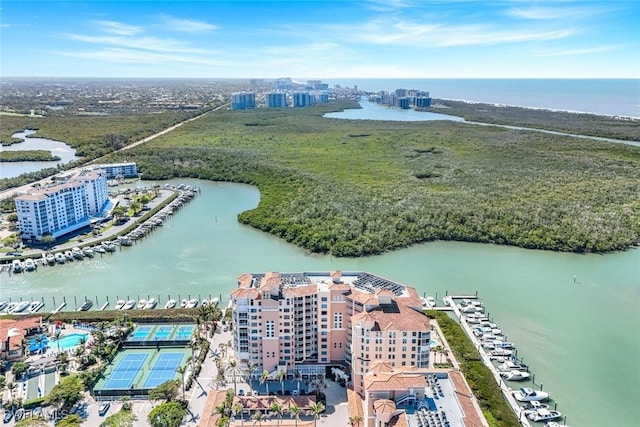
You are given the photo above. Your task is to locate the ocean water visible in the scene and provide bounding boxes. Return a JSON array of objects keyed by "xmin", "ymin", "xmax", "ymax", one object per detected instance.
[{"xmin": 324, "ymin": 79, "xmax": 640, "ymax": 118}]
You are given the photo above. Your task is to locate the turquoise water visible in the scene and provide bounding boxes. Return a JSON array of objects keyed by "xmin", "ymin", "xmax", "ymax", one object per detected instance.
[
  {"xmin": 2, "ymin": 180, "xmax": 639, "ymax": 426},
  {"xmin": 324, "ymin": 78, "xmax": 640, "ymax": 117},
  {"xmin": 50, "ymin": 333, "xmax": 88, "ymax": 351}
]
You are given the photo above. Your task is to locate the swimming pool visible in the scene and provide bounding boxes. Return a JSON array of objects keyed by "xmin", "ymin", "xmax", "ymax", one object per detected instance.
[{"xmin": 50, "ymin": 333, "xmax": 89, "ymax": 351}]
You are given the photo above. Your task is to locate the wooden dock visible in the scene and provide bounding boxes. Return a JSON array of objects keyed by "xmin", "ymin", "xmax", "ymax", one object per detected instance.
[
  {"xmin": 444, "ymin": 296, "xmax": 533, "ymax": 427},
  {"xmin": 51, "ymin": 302, "xmax": 66, "ymax": 314}
]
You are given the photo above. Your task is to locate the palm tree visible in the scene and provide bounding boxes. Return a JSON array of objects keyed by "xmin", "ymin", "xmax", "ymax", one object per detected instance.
[
  {"xmin": 54, "ymin": 329, "xmax": 62, "ymax": 354},
  {"xmin": 34, "ymin": 334, "xmax": 46, "ymax": 355},
  {"xmin": 294, "ymin": 369, "xmax": 302, "ymax": 395},
  {"xmin": 276, "ymin": 369, "xmax": 286, "ymax": 395},
  {"xmin": 246, "ymin": 361, "xmax": 257, "ymax": 383},
  {"xmin": 310, "ymin": 402, "xmax": 325, "ymax": 427},
  {"xmin": 226, "ymin": 359, "xmax": 239, "ymax": 395},
  {"xmin": 176, "ymin": 365, "xmax": 187, "ymax": 401},
  {"xmin": 251, "ymin": 411, "xmax": 263, "ymax": 427},
  {"xmin": 349, "ymin": 415, "xmax": 363, "ymax": 427},
  {"xmin": 259, "ymin": 370, "xmax": 270, "ymax": 395},
  {"xmin": 233, "ymin": 402, "xmax": 245, "ymax": 427},
  {"xmin": 289, "ymin": 403, "xmax": 302, "ymax": 427},
  {"xmin": 270, "ymin": 402, "xmax": 283, "ymax": 426}
]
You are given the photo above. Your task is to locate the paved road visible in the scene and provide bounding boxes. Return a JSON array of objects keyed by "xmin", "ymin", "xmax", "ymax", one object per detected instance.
[{"xmin": 0, "ymin": 102, "xmax": 228, "ymax": 201}]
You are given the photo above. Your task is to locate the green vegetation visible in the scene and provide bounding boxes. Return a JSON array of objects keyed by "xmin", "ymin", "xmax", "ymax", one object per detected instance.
[
  {"xmin": 100, "ymin": 407, "xmax": 137, "ymax": 427},
  {"xmin": 103, "ymin": 101, "xmax": 639, "ymax": 256},
  {"xmin": 427, "ymin": 99, "xmax": 640, "ymax": 141},
  {"xmin": 45, "ymin": 375, "xmax": 84, "ymax": 409},
  {"xmin": 0, "ymin": 167, "xmax": 60, "ymax": 192},
  {"xmin": 147, "ymin": 401, "xmax": 187, "ymax": 427},
  {"xmin": 0, "ymin": 150, "xmax": 60, "ymax": 162},
  {"xmin": 427, "ymin": 311, "xmax": 520, "ymax": 427}
]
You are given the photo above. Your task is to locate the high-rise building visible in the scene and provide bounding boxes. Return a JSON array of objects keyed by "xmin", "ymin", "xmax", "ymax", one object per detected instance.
[
  {"xmin": 230, "ymin": 271, "xmax": 429, "ymax": 395},
  {"xmin": 232, "ymin": 92, "xmax": 256, "ymax": 110},
  {"xmin": 292, "ymin": 92, "xmax": 313, "ymax": 107},
  {"xmin": 15, "ymin": 168, "xmax": 110, "ymax": 240},
  {"xmin": 414, "ymin": 97, "xmax": 433, "ymax": 108},
  {"xmin": 266, "ymin": 93, "xmax": 288, "ymax": 108},
  {"xmin": 397, "ymin": 97, "xmax": 410, "ymax": 109},
  {"xmin": 89, "ymin": 162, "xmax": 137, "ymax": 179}
]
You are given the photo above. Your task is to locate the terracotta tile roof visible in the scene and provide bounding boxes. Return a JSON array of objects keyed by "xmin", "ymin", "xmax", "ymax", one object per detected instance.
[
  {"xmin": 364, "ymin": 369, "xmax": 427, "ymax": 391},
  {"xmin": 0, "ymin": 317, "xmax": 41, "ymax": 343},
  {"xmin": 231, "ymin": 287, "xmax": 261, "ymax": 299},
  {"xmin": 389, "ymin": 413, "xmax": 409, "ymax": 427},
  {"xmin": 351, "ymin": 301, "xmax": 431, "ymax": 332},
  {"xmin": 198, "ymin": 390, "xmax": 228, "ymax": 427},
  {"xmin": 347, "ymin": 388, "xmax": 364, "ymax": 417},
  {"xmin": 237, "ymin": 273, "xmax": 253, "ymax": 287},
  {"xmin": 373, "ymin": 399, "xmax": 396, "ymax": 414},
  {"xmin": 282, "ymin": 284, "xmax": 317, "ymax": 297},
  {"xmin": 449, "ymin": 371, "xmax": 489, "ymax": 427}
]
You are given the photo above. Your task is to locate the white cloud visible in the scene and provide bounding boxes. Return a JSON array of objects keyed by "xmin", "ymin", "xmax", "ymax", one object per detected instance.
[
  {"xmin": 62, "ymin": 33, "xmax": 211, "ymax": 54},
  {"xmin": 159, "ymin": 15, "xmax": 217, "ymax": 33},
  {"xmin": 507, "ymin": 5, "xmax": 619, "ymax": 20},
  {"xmin": 52, "ymin": 47, "xmax": 232, "ymax": 67},
  {"xmin": 533, "ymin": 44, "xmax": 625, "ymax": 57},
  {"xmin": 95, "ymin": 20, "xmax": 143, "ymax": 36},
  {"xmin": 334, "ymin": 20, "xmax": 573, "ymax": 47}
]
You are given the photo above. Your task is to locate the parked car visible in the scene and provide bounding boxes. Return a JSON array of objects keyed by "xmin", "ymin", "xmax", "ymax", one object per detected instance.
[
  {"xmin": 98, "ymin": 402, "xmax": 111, "ymax": 416},
  {"xmin": 3, "ymin": 411, "xmax": 14, "ymax": 424}
]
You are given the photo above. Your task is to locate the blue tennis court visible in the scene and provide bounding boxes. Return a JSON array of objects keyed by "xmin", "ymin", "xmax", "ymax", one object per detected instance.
[
  {"xmin": 174, "ymin": 325, "xmax": 195, "ymax": 340},
  {"xmin": 142, "ymin": 352, "xmax": 186, "ymax": 388},
  {"xmin": 102, "ymin": 353, "xmax": 149, "ymax": 389},
  {"xmin": 128, "ymin": 325, "xmax": 154, "ymax": 342},
  {"xmin": 153, "ymin": 326, "xmax": 173, "ymax": 341}
]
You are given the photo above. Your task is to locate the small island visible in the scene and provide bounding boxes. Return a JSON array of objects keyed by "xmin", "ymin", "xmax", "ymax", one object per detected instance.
[{"xmin": 0, "ymin": 150, "xmax": 61, "ymax": 162}]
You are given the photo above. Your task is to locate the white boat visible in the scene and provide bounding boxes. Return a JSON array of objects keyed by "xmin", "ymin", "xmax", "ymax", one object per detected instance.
[
  {"xmin": 143, "ymin": 298, "xmax": 157, "ymax": 309},
  {"xmin": 136, "ymin": 299, "xmax": 147, "ymax": 309},
  {"xmin": 83, "ymin": 247, "xmax": 94, "ymax": 257},
  {"xmin": 46, "ymin": 253, "xmax": 56, "ymax": 265},
  {"xmin": 210, "ymin": 297, "xmax": 219, "ymax": 306},
  {"xmin": 514, "ymin": 387, "xmax": 550, "ymax": 402},
  {"xmin": 123, "ymin": 299, "xmax": 137, "ymax": 310},
  {"xmin": 522, "ymin": 401, "xmax": 550, "ymax": 414},
  {"xmin": 501, "ymin": 370, "xmax": 531, "ymax": 381},
  {"xmin": 65, "ymin": 251, "xmax": 74, "ymax": 261},
  {"xmin": 527, "ymin": 408, "xmax": 562, "ymax": 422},
  {"xmin": 78, "ymin": 300, "xmax": 93, "ymax": 311},
  {"xmin": 186, "ymin": 298, "xmax": 198, "ymax": 308},
  {"xmin": 180, "ymin": 299, "xmax": 188, "ymax": 308},
  {"xmin": 28, "ymin": 301, "xmax": 44, "ymax": 313},
  {"xmin": 114, "ymin": 299, "xmax": 126, "ymax": 310},
  {"xmin": 24, "ymin": 258, "xmax": 37, "ymax": 271},
  {"xmin": 11, "ymin": 301, "xmax": 31, "ymax": 314},
  {"xmin": 103, "ymin": 243, "xmax": 116, "ymax": 252},
  {"xmin": 201, "ymin": 299, "xmax": 209, "ymax": 307},
  {"xmin": 0, "ymin": 301, "xmax": 8, "ymax": 311},
  {"xmin": 6, "ymin": 302, "xmax": 18, "ymax": 312},
  {"xmin": 12, "ymin": 259, "xmax": 23, "ymax": 273},
  {"xmin": 498, "ymin": 360, "xmax": 529, "ymax": 372},
  {"xmin": 72, "ymin": 247, "xmax": 84, "ymax": 259},
  {"xmin": 119, "ymin": 237, "xmax": 132, "ymax": 246},
  {"xmin": 545, "ymin": 422, "xmax": 570, "ymax": 427},
  {"xmin": 491, "ymin": 348, "xmax": 514, "ymax": 357},
  {"xmin": 55, "ymin": 253, "xmax": 66, "ymax": 264},
  {"xmin": 164, "ymin": 299, "xmax": 177, "ymax": 309},
  {"xmin": 94, "ymin": 245, "xmax": 106, "ymax": 254}
]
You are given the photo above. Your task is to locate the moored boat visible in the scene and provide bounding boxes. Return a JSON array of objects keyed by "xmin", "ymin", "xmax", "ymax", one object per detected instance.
[
  {"xmin": 164, "ymin": 299, "xmax": 177, "ymax": 309},
  {"xmin": 0, "ymin": 301, "xmax": 8, "ymax": 311},
  {"xmin": 501, "ymin": 370, "xmax": 531, "ymax": 381},
  {"xmin": 136, "ymin": 299, "xmax": 147, "ymax": 309},
  {"xmin": 514, "ymin": 387, "xmax": 550, "ymax": 402},
  {"xmin": 28, "ymin": 301, "xmax": 44, "ymax": 313},
  {"xmin": 12, "ymin": 259, "xmax": 23, "ymax": 273},
  {"xmin": 180, "ymin": 299, "xmax": 188, "ymax": 308},
  {"xmin": 24, "ymin": 258, "xmax": 37, "ymax": 272},
  {"xmin": 78, "ymin": 300, "xmax": 93, "ymax": 311},
  {"xmin": 12, "ymin": 301, "xmax": 31, "ymax": 314},
  {"xmin": 72, "ymin": 247, "xmax": 84, "ymax": 259},
  {"xmin": 123, "ymin": 299, "xmax": 137, "ymax": 310},
  {"xmin": 114, "ymin": 299, "xmax": 126, "ymax": 310},
  {"xmin": 186, "ymin": 298, "xmax": 198, "ymax": 308},
  {"xmin": 94, "ymin": 245, "xmax": 106, "ymax": 254},
  {"xmin": 55, "ymin": 253, "xmax": 66, "ymax": 264},
  {"xmin": 65, "ymin": 251, "xmax": 74, "ymax": 261},
  {"xmin": 83, "ymin": 247, "xmax": 94, "ymax": 257},
  {"xmin": 46, "ymin": 253, "xmax": 56, "ymax": 265},
  {"xmin": 103, "ymin": 243, "xmax": 116, "ymax": 252},
  {"xmin": 527, "ymin": 408, "xmax": 562, "ymax": 422},
  {"xmin": 143, "ymin": 298, "xmax": 157, "ymax": 309}
]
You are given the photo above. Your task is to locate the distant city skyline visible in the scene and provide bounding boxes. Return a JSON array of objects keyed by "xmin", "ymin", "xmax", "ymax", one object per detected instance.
[{"xmin": 1, "ymin": 1, "xmax": 638, "ymax": 79}]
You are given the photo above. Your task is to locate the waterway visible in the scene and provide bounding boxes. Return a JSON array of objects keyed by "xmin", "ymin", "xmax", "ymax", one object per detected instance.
[
  {"xmin": 2, "ymin": 179, "xmax": 638, "ymax": 427},
  {"xmin": 0, "ymin": 130, "xmax": 77, "ymax": 179}
]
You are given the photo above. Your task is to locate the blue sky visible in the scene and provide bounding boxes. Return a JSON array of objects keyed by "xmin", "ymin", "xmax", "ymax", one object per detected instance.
[{"xmin": 1, "ymin": 0, "xmax": 639, "ymax": 78}]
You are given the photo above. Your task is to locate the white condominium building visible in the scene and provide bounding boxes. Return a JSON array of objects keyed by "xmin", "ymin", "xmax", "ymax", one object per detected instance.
[{"xmin": 15, "ymin": 168, "xmax": 109, "ymax": 240}]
